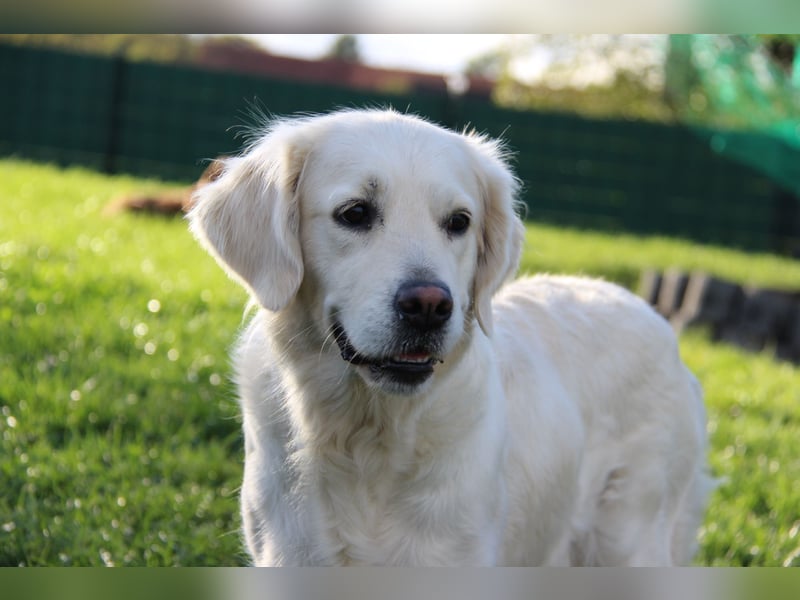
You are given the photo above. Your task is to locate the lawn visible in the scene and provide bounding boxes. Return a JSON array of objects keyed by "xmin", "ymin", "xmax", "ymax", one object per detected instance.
[{"xmin": 1, "ymin": 159, "xmax": 799, "ymax": 566}]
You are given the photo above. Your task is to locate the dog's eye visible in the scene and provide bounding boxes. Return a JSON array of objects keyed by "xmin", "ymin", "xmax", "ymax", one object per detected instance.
[
  {"xmin": 444, "ymin": 211, "xmax": 471, "ymax": 236},
  {"xmin": 335, "ymin": 201, "xmax": 373, "ymax": 230}
]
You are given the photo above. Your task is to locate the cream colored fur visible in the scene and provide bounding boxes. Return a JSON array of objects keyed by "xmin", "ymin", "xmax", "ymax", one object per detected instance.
[{"xmin": 189, "ymin": 109, "xmax": 712, "ymax": 566}]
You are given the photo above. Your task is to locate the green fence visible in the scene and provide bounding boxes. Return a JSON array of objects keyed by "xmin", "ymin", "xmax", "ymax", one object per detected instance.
[{"xmin": 1, "ymin": 43, "xmax": 797, "ymax": 254}]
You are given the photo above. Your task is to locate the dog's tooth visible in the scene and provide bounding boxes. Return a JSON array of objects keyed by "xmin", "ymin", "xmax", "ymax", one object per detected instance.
[{"xmin": 394, "ymin": 355, "xmax": 432, "ymax": 364}]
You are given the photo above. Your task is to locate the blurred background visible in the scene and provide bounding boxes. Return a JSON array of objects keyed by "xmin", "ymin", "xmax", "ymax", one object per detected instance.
[{"xmin": 1, "ymin": 33, "xmax": 799, "ymax": 256}]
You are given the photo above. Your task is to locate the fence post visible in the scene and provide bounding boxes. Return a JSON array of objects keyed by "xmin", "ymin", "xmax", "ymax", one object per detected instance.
[{"xmin": 103, "ymin": 55, "xmax": 127, "ymax": 175}]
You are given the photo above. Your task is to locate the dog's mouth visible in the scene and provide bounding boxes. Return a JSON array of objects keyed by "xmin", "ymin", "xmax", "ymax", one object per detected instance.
[{"xmin": 331, "ymin": 321, "xmax": 441, "ymax": 385}]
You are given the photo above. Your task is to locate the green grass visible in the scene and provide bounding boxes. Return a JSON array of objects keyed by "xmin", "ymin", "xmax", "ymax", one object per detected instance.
[
  {"xmin": 1, "ymin": 158, "xmax": 799, "ymax": 566},
  {"xmin": 521, "ymin": 223, "xmax": 800, "ymax": 291}
]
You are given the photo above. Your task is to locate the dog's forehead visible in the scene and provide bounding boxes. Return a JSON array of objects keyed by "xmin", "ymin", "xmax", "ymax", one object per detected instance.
[{"xmin": 305, "ymin": 117, "xmax": 477, "ymax": 184}]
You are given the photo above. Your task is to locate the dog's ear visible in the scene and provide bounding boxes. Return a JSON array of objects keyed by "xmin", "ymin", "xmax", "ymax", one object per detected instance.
[
  {"xmin": 188, "ymin": 125, "xmax": 309, "ymax": 311},
  {"xmin": 469, "ymin": 136, "xmax": 525, "ymax": 336}
]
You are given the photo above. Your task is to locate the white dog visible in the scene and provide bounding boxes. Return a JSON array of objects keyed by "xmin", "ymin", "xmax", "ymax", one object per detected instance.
[{"xmin": 189, "ymin": 109, "xmax": 712, "ymax": 566}]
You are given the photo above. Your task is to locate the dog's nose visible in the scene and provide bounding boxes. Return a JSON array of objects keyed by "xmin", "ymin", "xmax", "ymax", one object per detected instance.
[{"xmin": 395, "ymin": 281, "xmax": 453, "ymax": 330}]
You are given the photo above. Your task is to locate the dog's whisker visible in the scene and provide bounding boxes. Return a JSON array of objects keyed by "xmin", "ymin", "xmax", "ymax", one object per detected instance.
[
  {"xmin": 280, "ymin": 321, "xmax": 321, "ymax": 351},
  {"xmin": 319, "ymin": 329, "xmax": 340, "ymax": 364}
]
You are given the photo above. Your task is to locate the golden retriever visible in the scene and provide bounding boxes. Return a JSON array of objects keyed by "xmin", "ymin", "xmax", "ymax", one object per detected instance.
[{"xmin": 188, "ymin": 109, "xmax": 712, "ymax": 566}]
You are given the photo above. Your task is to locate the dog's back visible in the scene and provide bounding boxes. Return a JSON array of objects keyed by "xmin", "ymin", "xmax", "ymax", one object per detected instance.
[{"xmin": 493, "ymin": 275, "xmax": 712, "ymax": 565}]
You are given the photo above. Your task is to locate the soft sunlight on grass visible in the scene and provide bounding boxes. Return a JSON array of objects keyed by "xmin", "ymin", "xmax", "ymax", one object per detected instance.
[
  {"xmin": 519, "ymin": 223, "xmax": 800, "ymax": 292},
  {"xmin": 1, "ymin": 159, "xmax": 798, "ymax": 565}
]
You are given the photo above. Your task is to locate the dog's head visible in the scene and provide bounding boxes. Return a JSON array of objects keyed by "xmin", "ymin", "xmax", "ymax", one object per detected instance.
[{"xmin": 189, "ymin": 109, "xmax": 524, "ymax": 394}]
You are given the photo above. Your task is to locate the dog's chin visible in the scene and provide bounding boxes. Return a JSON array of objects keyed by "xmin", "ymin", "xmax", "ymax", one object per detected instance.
[
  {"xmin": 362, "ymin": 359, "xmax": 438, "ymax": 395},
  {"xmin": 332, "ymin": 322, "xmax": 442, "ymax": 395}
]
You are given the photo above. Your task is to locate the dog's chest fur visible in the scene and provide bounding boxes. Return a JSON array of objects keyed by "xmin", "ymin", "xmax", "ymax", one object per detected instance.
[
  {"xmin": 286, "ymin": 376, "xmax": 487, "ymax": 565},
  {"xmin": 252, "ymin": 311, "xmax": 505, "ymax": 566},
  {"xmin": 303, "ymin": 406, "xmax": 424, "ymax": 564}
]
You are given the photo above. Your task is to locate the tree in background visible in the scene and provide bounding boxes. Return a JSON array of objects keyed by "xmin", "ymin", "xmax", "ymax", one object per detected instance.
[
  {"xmin": 0, "ymin": 34, "xmax": 271, "ymax": 66},
  {"xmin": 325, "ymin": 35, "xmax": 362, "ymax": 63},
  {"xmin": 0, "ymin": 34, "xmax": 200, "ymax": 63},
  {"xmin": 467, "ymin": 34, "xmax": 676, "ymax": 122}
]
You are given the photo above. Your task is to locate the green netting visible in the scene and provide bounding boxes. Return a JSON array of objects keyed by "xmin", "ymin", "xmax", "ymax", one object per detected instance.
[{"xmin": 666, "ymin": 34, "xmax": 800, "ymax": 197}]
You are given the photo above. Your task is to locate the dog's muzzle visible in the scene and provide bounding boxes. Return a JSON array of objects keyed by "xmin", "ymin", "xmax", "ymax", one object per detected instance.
[{"xmin": 331, "ymin": 321, "xmax": 442, "ymax": 387}]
